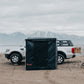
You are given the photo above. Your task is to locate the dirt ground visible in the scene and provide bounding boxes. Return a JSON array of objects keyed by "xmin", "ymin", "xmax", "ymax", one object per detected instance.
[{"xmin": 0, "ymin": 54, "xmax": 84, "ymax": 84}]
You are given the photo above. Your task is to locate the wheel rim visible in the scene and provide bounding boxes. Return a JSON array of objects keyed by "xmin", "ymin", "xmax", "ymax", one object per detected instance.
[
  {"xmin": 12, "ymin": 55, "xmax": 19, "ymax": 63},
  {"xmin": 58, "ymin": 55, "xmax": 63, "ymax": 63}
]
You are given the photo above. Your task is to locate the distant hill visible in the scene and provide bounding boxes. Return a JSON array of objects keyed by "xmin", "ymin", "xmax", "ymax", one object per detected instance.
[
  {"xmin": 0, "ymin": 31, "xmax": 84, "ymax": 45},
  {"xmin": 0, "ymin": 32, "xmax": 26, "ymax": 45}
]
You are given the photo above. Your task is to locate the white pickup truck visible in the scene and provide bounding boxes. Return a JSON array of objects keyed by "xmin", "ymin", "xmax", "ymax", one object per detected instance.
[{"xmin": 5, "ymin": 40, "xmax": 76, "ymax": 64}]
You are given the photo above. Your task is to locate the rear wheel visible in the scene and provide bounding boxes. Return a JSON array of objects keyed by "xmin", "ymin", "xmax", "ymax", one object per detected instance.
[
  {"xmin": 57, "ymin": 54, "xmax": 65, "ymax": 64},
  {"xmin": 10, "ymin": 53, "xmax": 22, "ymax": 65}
]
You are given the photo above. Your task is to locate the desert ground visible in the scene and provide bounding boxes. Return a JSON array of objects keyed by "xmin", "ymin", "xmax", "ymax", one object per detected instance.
[{"xmin": 0, "ymin": 54, "xmax": 84, "ymax": 84}]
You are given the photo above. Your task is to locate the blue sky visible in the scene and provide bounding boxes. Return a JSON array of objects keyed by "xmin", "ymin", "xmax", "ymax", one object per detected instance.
[{"xmin": 0, "ymin": 0, "xmax": 84, "ymax": 36}]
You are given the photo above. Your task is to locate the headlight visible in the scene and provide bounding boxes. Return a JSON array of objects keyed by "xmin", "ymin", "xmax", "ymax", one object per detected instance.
[{"xmin": 6, "ymin": 49, "xmax": 10, "ymax": 52}]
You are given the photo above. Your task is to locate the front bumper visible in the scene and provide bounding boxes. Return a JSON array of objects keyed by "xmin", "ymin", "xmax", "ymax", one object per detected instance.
[
  {"xmin": 5, "ymin": 54, "xmax": 10, "ymax": 59},
  {"xmin": 72, "ymin": 55, "xmax": 76, "ymax": 58}
]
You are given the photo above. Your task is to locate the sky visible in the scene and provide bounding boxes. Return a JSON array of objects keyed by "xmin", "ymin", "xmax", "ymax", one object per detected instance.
[{"xmin": 0, "ymin": 0, "xmax": 84, "ymax": 36}]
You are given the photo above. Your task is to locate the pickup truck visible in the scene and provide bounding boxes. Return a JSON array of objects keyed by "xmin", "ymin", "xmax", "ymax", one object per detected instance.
[{"xmin": 5, "ymin": 40, "xmax": 76, "ymax": 64}]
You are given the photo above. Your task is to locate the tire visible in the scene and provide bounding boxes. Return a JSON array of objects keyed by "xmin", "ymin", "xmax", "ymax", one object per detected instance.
[
  {"xmin": 57, "ymin": 54, "xmax": 65, "ymax": 64},
  {"xmin": 10, "ymin": 53, "xmax": 22, "ymax": 65}
]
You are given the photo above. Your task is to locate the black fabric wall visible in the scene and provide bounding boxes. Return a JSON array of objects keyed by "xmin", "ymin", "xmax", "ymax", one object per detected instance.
[{"xmin": 26, "ymin": 38, "xmax": 57, "ymax": 70}]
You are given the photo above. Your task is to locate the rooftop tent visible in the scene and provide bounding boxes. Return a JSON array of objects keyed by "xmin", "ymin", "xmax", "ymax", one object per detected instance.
[{"xmin": 25, "ymin": 38, "xmax": 57, "ymax": 70}]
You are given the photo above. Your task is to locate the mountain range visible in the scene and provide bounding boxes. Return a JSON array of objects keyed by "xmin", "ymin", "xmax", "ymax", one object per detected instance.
[{"xmin": 0, "ymin": 31, "xmax": 84, "ymax": 46}]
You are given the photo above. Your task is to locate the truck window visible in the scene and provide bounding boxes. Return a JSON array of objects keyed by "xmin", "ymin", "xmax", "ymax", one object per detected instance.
[{"xmin": 57, "ymin": 40, "xmax": 73, "ymax": 46}]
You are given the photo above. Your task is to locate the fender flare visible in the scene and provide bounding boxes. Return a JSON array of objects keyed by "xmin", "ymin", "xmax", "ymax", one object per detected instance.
[
  {"xmin": 9, "ymin": 51, "xmax": 22, "ymax": 59},
  {"xmin": 57, "ymin": 51, "xmax": 66, "ymax": 59}
]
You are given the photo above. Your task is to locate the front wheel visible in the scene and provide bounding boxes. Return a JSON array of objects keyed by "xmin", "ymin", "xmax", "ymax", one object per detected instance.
[
  {"xmin": 10, "ymin": 53, "xmax": 22, "ymax": 65},
  {"xmin": 57, "ymin": 54, "xmax": 65, "ymax": 64}
]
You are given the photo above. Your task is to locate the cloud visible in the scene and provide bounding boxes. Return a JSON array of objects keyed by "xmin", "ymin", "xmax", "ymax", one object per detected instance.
[{"xmin": 0, "ymin": 0, "xmax": 84, "ymax": 36}]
